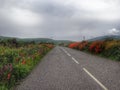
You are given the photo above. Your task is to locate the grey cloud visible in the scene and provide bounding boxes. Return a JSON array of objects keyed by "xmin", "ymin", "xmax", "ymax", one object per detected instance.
[
  {"xmin": 29, "ymin": 1, "xmax": 75, "ymax": 18},
  {"xmin": 0, "ymin": 0, "xmax": 120, "ymax": 40},
  {"xmin": 0, "ymin": 0, "xmax": 18, "ymax": 8}
]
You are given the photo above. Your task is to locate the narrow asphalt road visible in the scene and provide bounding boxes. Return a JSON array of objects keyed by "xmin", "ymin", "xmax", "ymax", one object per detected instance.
[{"xmin": 15, "ymin": 46, "xmax": 120, "ymax": 90}]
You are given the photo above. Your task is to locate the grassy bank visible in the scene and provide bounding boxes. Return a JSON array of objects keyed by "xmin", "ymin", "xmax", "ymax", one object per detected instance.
[{"xmin": 0, "ymin": 43, "xmax": 54, "ymax": 90}]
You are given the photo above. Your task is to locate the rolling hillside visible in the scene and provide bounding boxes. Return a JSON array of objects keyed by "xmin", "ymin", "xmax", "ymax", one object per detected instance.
[
  {"xmin": 0, "ymin": 36, "xmax": 72, "ymax": 44},
  {"xmin": 88, "ymin": 35, "xmax": 120, "ymax": 41}
]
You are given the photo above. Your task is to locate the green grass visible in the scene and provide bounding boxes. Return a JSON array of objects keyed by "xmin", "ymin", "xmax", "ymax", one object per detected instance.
[{"xmin": 0, "ymin": 44, "xmax": 54, "ymax": 90}]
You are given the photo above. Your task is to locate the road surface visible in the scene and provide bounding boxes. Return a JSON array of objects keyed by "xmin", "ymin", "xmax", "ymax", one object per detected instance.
[{"xmin": 15, "ymin": 46, "xmax": 120, "ymax": 90}]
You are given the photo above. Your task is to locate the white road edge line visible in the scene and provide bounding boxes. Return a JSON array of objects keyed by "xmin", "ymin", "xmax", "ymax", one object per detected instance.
[
  {"xmin": 72, "ymin": 57, "xmax": 79, "ymax": 64},
  {"xmin": 83, "ymin": 68, "xmax": 108, "ymax": 90}
]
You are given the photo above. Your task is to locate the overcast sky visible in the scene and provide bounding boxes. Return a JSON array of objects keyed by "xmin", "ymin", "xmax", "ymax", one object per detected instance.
[{"xmin": 0, "ymin": 0, "xmax": 120, "ymax": 40}]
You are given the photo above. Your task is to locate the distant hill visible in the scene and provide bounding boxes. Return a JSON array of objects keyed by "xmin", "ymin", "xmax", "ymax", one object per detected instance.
[
  {"xmin": 0, "ymin": 36, "xmax": 13, "ymax": 40},
  {"xmin": 0, "ymin": 36, "xmax": 72, "ymax": 44},
  {"xmin": 18, "ymin": 38, "xmax": 54, "ymax": 43},
  {"xmin": 54, "ymin": 40, "xmax": 73, "ymax": 45},
  {"xmin": 88, "ymin": 35, "xmax": 120, "ymax": 41}
]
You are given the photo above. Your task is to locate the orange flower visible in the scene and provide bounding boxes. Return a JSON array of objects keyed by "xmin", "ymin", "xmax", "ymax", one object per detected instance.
[{"xmin": 22, "ymin": 60, "xmax": 26, "ymax": 65}]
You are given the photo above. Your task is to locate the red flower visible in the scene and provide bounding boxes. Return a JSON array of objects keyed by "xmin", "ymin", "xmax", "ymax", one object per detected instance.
[
  {"xmin": 69, "ymin": 42, "xmax": 80, "ymax": 49},
  {"xmin": 7, "ymin": 73, "xmax": 11, "ymax": 80},
  {"xmin": 78, "ymin": 41, "xmax": 88, "ymax": 50},
  {"xmin": 22, "ymin": 60, "xmax": 26, "ymax": 65},
  {"xmin": 89, "ymin": 41, "xmax": 104, "ymax": 53}
]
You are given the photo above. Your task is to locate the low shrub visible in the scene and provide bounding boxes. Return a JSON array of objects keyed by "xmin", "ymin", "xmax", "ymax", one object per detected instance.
[
  {"xmin": 89, "ymin": 41, "xmax": 104, "ymax": 54},
  {"xmin": 78, "ymin": 41, "xmax": 88, "ymax": 51},
  {"xmin": 102, "ymin": 45, "xmax": 120, "ymax": 61},
  {"xmin": 0, "ymin": 44, "xmax": 54, "ymax": 89},
  {"xmin": 69, "ymin": 42, "xmax": 80, "ymax": 49},
  {"xmin": 68, "ymin": 40, "xmax": 120, "ymax": 61}
]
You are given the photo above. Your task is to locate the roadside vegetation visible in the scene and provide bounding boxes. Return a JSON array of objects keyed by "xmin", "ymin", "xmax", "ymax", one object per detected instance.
[
  {"xmin": 0, "ymin": 39, "xmax": 54, "ymax": 90},
  {"xmin": 68, "ymin": 40, "xmax": 120, "ymax": 61}
]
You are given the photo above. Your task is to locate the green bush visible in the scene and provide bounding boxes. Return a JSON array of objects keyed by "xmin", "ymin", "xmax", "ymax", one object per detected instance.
[
  {"xmin": 102, "ymin": 45, "xmax": 120, "ymax": 61},
  {"xmin": 0, "ymin": 44, "xmax": 54, "ymax": 89}
]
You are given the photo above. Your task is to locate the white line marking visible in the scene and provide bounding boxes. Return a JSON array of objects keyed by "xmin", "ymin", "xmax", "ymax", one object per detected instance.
[
  {"xmin": 62, "ymin": 49, "xmax": 66, "ymax": 52},
  {"xmin": 62, "ymin": 49, "xmax": 68, "ymax": 54},
  {"xmin": 83, "ymin": 68, "xmax": 108, "ymax": 90},
  {"xmin": 67, "ymin": 53, "xmax": 71, "ymax": 56},
  {"xmin": 72, "ymin": 57, "xmax": 79, "ymax": 64},
  {"xmin": 65, "ymin": 51, "xmax": 68, "ymax": 53},
  {"xmin": 62, "ymin": 49, "xmax": 65, "ymax": 51},
  {"xmin": 62, "ymin": 48, "xmax": 65, "ymax": 51},
  {"xmin": 61, "ymin": 48, "xmax": 79, "ymax": 64},
  {"xmin": 61, "ymin": 48, "xmax": 70, "ymax": 55}
]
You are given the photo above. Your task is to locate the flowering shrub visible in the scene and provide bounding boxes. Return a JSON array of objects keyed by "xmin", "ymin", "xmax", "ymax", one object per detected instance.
[
  {"xmin": 43, "ymin": 44, "xmax": 54, "ymax": 49},
  {"xmin": 78, "ymin": 41, "xmax": 88, "ymax": 50},
  {"xmin": 68, "ymin": 40, "xmax": 120, "ymax": 61},
  {"xmin": 0, "ymin": 44, "xmax": 54, "ymax": 89},
  {"xmin": 69, "ymin": 41, "xmax": 88, "ymax": 51},
  {"xmin": 69, "ymin": 42, "xmax": 80, "ymax": 49},
  {"xmin": 104, "ymin": 40, "xmax": 120, "ymax": 50},
  {"xmin": 0, "ymin": 63, "xmax": 13, "ymax": 80},
  {"xmin": 102, "ymin": 44, "xmax": 120, "ymax": 60},
  {"xmin": 89, "ymin": 41, "xmax": 104, "ymax": 53}
]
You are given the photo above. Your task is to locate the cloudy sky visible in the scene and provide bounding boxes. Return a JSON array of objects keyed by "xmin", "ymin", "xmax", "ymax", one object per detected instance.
[{"xmin": 0, "ymin": 0, "xmax": 120, "ymax": 40}]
